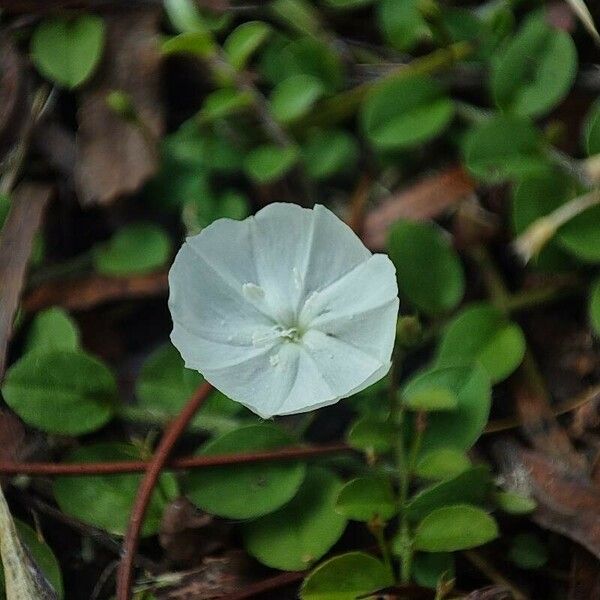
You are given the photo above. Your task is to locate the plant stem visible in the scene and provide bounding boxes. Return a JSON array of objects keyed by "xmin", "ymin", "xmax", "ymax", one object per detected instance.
[{"xmin": 370, "ymin": 521, "xmax": 394, "ymax": 581}]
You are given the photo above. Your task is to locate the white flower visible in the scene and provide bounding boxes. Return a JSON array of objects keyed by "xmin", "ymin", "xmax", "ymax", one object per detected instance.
[{"xmin": 168, "ymin": 203, "xmax": 399, "ymax": 418}]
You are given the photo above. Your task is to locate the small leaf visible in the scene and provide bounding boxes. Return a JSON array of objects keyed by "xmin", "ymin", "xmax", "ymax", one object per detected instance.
[
  {"xmin": 335, "ymin": 477, "xmax": 396, "ymax": 522},
  {"xmin": 463, "ymin": 115, "xmax": 549, "ymax": 183},
  {"xmin": 415, "ymin": 448, "xmax": 471, "ymax": 481},
  {"xmin": 495, "ymin": 491, "xmax": 536, "ymax": 515},
  {"xmin": 198, "ymin": 88, "xmax": 253, "ymax": 122},
  {"xmin": 413, "ymin": 504, "xmax": 499, "ymax": 552},
  {"xmin": 243, "ymin": 467, "xmax": 346, "ymax": 571},
  {"xmin": 93, "ymin": 223, "xmax": 171, "ymax": 277},
  {"xmin": 491, "ymin": 12, "xmax": 577, "ymax": 117},
  {"xmin": 322, "ymin": 0, "xmax": 374, "ymax": 9},
  {"xmin": 346, "ymin": 416, "xmax": 394, "ymax": 454},
  {"xmin": 584, "ymin": 99, "xmax": 600, "ymax": 156},
  {"xmin": 30, "ymin": 16, "xmax": 105, "ymax": 89},
  {"xmin": 405, "ymin": 467, "xmax": 492, "ymax": 522},
  {"xmin": 590, "ymin": 279, "xmax": 600, "ymax": 336},
  {"xmin": 435, "ymin": 303, "xmax": 526, "ymax": 383},
  {"xmin": 164, "ymin": 0, "xmax": 210, "ymax": 34},
  {"xmin": 186, "ymin": 424, "xmax": 306, "ymax": 519},
  {"xmin": 404, "ymin": 387, "xmax": 458, "ymax": 412},
  {"xmin": 161, "ymin": 31, "xmax": 215, "ymax": 57},
  {"xmin": 25, "ymin": 308, "xmax": 79, "ymax": 355},
  {"xmin": 0, "ymin": 487, "xmax": 59, "ymax": 600},
  {"xmin": 2, "ymin": 350, "xmax": 116, "ymax": 435},
  {"xmin": 224, "ymin": 21, "xmax": 271, "ymax": 70},
  {"xmin": 402, "ymin": 365, "xmax": 491, "ymax": 452},
  {"xmin": 377, "ymin": 0, "xmax": 430, "ymax": 52},
  {"xmin": 413, "ymin": 552, "xmax": 454, "ymax": 590},
  {"xmin": 271, "ymin": 74, "xmax": 324, "ymax": 124},
  {"xmin": 54, "ymin": 443, "xmax": 178, "ymax": 537},
  {"xmin": 301, "ymin": 552, "xmax": 394, "ymax": 600},
  {"xmin": 362, "ymin": 75, "xmax": 453, "ymax": 150},
  {"xmin": 301, "ymin": 129, "xmax": 358, "ymax": 180},
  {"xmin": 509, "ymin": 533, "xmax": 548, "ymax": 569},
  {"xmin": 388, "ymin": 220, "xmax": 465, "ymax": 316},
  {"xmin": 244, "ymin": 144, "xmax": 299, "ymax": 183}
]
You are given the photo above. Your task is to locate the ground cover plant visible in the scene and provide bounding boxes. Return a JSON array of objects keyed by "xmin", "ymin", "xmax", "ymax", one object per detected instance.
[{"xmin": 0, "ymin": 0, "xmax": 600, "ymax": 599}]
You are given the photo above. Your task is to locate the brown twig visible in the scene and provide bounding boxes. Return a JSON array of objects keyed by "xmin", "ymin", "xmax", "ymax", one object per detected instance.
[
  {"xmin": 0, "ymin": 442, "xmax": 351, "ymax": 476},
  {"xmin": 221, "ymin": 570, "xmax": 305, "ymax": 600},
  {"xmin": 115, "ymin": 381, "xmax": 209, "ymax": 600}
]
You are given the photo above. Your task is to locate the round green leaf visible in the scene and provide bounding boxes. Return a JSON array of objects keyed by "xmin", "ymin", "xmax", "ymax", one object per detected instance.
[
  {"xmin": 402, "ymin": 364, "xmax": 491, "ymax": 452},
  {"xmin": 491, "ymin": 13, "xmax": 577, "ymax": 118},
  {"xmin": 436, "ymin": 303, "xmax": 526, "ymax": 383},
  {"xmin": 405, "ymin": 466, "xmax": 491, "ymax": 522},
  {"xmin": 301, "ymin": 129, "xmax": 358, "ymax": 180},
  {"xmin": 25, "ymin": 308, "xmax": 79, "ymax": 354},
  {"xmin": 271, "ymin": 74, "xmax": 325, "ymax": 124},
  {"xmin": 413, "ymin": 552, "xmax": 454, "ymax": 589},
  {"xmin": 199, "ymin": 88, "xmax": 253, "ymax": 122},
  {"xmin": 415, "ymin": 448, "xmax": 471, "ymax": 481},
  {"xmin": 301, "ymin": 552, "xmax": 393, "ymax": 600},
  {"xmin": 346, "ymin": 416, "xmax": 394, "ymax": 454},
  {"xmin": 0, "ymin": 520, "xmax": 64, "ymax": 600},
  {"xmin": 362, "ymin": 75, "xmax": 453, "ymax": 150},
  {"xmin": 495, "ymin": 491, "xmax": 536, "ymax": 515},
  {"xmin": 224, "ymin": 21, "xmax": 271, "ymax": 70},
  {"xmin": 93, "ymin": 223, "xmax": 171, "ymax": 277},
  {"xmin": 335, "ymin": 477, "xmax": 396, "ymax": 522},
  {"xmin": 509, "ymin": 533, "xmax": 548, "ymax": 569},
  {"xmin": 403, "ymin": 387, "xmax": 458, "ymax": 412},
  {"xmin": 244, "ymin": 144, "xmax": 299, "ymax": 183},
  {"xmin": 584, "ymin": 100, "xmax": 600, "ymax": 156},
  {"xmin": 413, "ymin": 504, "xmax": 499, "ymax": 552},
  {"xmin": 243, "ymin": 467, "xmax": 346, "ymax": 571},
  {"xmin": 377, "ymin": 0, "xmax": 430, "ymax": 52},
  {"xmin": 463, "ymin": 115, "xmax": 549, "ymax": 183},
  {"xmin": 30, "ymin": 15, "xmax": 105, "ymax": 89},
  {"xmin": 1, "ymin": 350, "xmax": 116, "ymax": 435},
  {"xmin": 388, "ymin": 220, "xmax": 465, "ymax": 315},
  {"xmin": 54, "ymin": 443, "xmax": 178, "ymax": 536},
  {"xmin": 590, "ymin": 279, "xmax": 600, "ymax": 336},
  {"xmin": 186, "ymin": 424, "xmax": 306, "ymax": 519}
]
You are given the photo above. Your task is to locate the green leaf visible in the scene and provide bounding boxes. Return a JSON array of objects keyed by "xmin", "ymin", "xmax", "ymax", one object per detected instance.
[
  {"xmin": 301, "ymin": 552, "xmax": 393, "ymax": 600},
  {"xmin": 413, "ymin": 552, "xmax": 454, "ymax": 589},
  {"xmin": 509, "ymin": 533, "xmax": 548, "ymax": 569},
  {"xmin": 403, "ymin": 387, "xmax": 458, "ymax": 412},
  {"xmin": 25, "ymin": 308, "xmax": 79, "ymax": 354},
  {"xmin": 405, "ymin": 466, "xmax": 492, "ymax": 522},
  {"xmin": 362, "ymin": 75, "xmax": 454, "ymax": 150},
  {"xmin": 590, "ymin": 279, "xmax": 600, "ymax": 336},
  {"xmin": 30, "ymin": 16, "xmax": 105, "ymax": 89},
  {"xmin": 271, "ymin": 74, "xmax": 325, "ymax": 124},
  {"xmin": 244, "ymin": 144, "xmax": 299, "ymax": 183},
  {"xmin": 584, "ymin": 99, "xmax": 600, "ymax": 156},
  {"xmin": 435, "ymin": 303, "xmax": 526, "ymax": 383},
  {"xmin": 136, "ymin": 343, "xmax": 249, "ymax": 434},
  {"xmin": 0, "ymin": 520, "xmax": 64, "ymax": 600},
  {"xmin": 335, "ymin": 477, "xmax": 396, "ymax": 522},
  {"xmin": 0, "ymin": 194, "xmax": 10, "ymax": 230},
  {"xmin": 413, "ymin": 504, "xmax": 499, "ymax": 552},
  {"xmin": 463, "ymin": 115, "xmax": 549, "ymax": 183},
  {"xmin": 495, "ymin": 491, "xmax": 536, "ymax": 515},
  {"xmin": 491, "ymin": 13, "xmax": 577, "ymax": 118},
  {"xmin": 161, "ymin": 31, "xmax": 215, "ymax": 57},
  {"xmin": 346, "ymin": 416, "xmax": 394, "ymax": 454},
  {"xmin": 402, "ymin": 364, "xmax": 491, "ymax": 452},
  {"xmin": 301, "ymin": 129, "xmax": 358, "ymax": 180},
  {"xmin": 224, "ymin": 21, "xmax": 271, "ymax": 70},
  {"xmin": 199, "ymin": 88, "xmax": 253, "ymax": 122},
  {"xmin": 164, "ymin": 0, "xmax": 210, "ymax": 34},
  {"xmin": 377, "ymin": 0, "xmax": 430, "ymax": 52},
  {"xmin": 93, "ymin": 223, "xmax": 171, "ymax": 277},
  {"xmin": 243, "ymin": 467, "xmax": 346, "ymax": 571},
  {"xmin": 415, "ymin": 448, "xmax": 471, "ymax": 481},
  {"xmin": 186, "ymin": 424, "xmax": 306, "ymax": 519},
  {"xmin": 322, "ymin": 0, "xmax": 374, "ymax": 9},
  {"xmin": 2, "ymin": 350, "xmax": 116, "ymax": 435},
  {"xmin": 54, "ymin": 443, "xmax": 178, "ymax": 537},
  {"xmin": 388, "ymin": 220, "xmax": 465, "ymax": 316}
]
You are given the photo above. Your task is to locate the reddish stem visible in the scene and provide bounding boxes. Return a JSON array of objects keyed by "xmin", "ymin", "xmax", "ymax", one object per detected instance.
[
  {"xmin": 223, "ymin": 571, "xmax": 305, "ymax": 600},
  {"xmin": 0, "ymin": 443, "xmax": 351, "ymax": 476},
  {"xmin": 115, "ymin": 382, "xmax": 213, "ymax": 600}
]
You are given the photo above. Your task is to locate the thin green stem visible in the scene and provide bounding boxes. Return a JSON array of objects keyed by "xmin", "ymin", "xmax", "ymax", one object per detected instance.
[{"xmin": 370, "ymin": 522, "xmax": 394, "ymax": 581}]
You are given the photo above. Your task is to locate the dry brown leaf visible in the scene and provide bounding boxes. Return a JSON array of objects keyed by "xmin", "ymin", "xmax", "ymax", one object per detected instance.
[
  {"xmin": 361, "ymin": 166, "xmax": 475, "ymax": 250},
  {"xmin": 0, "ymin": 183, "xmax": 52, "ymax": 378},
  {"xmin": 75, "ymin": 8, "xmax": 163, "ymax": 205}
]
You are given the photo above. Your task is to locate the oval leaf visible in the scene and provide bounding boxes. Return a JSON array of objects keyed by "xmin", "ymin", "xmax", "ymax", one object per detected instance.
[
  {"xmin": 25, "ymin": 308, "xmax": 79, "ymax": 355},
  {"xmin": 271, "ymin": 74, "xmax": 324, "ymax": 123},
  {"xmin": 224, "ymin": 21, "xmax": 271, "ymax": 70},
  {"xmin": 244, "ymin": 144, "xmax": 299, "ymax": 183},
  {"xmin": 335, "ymin": 477, "xmax": 396, "ymax": 522}
]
